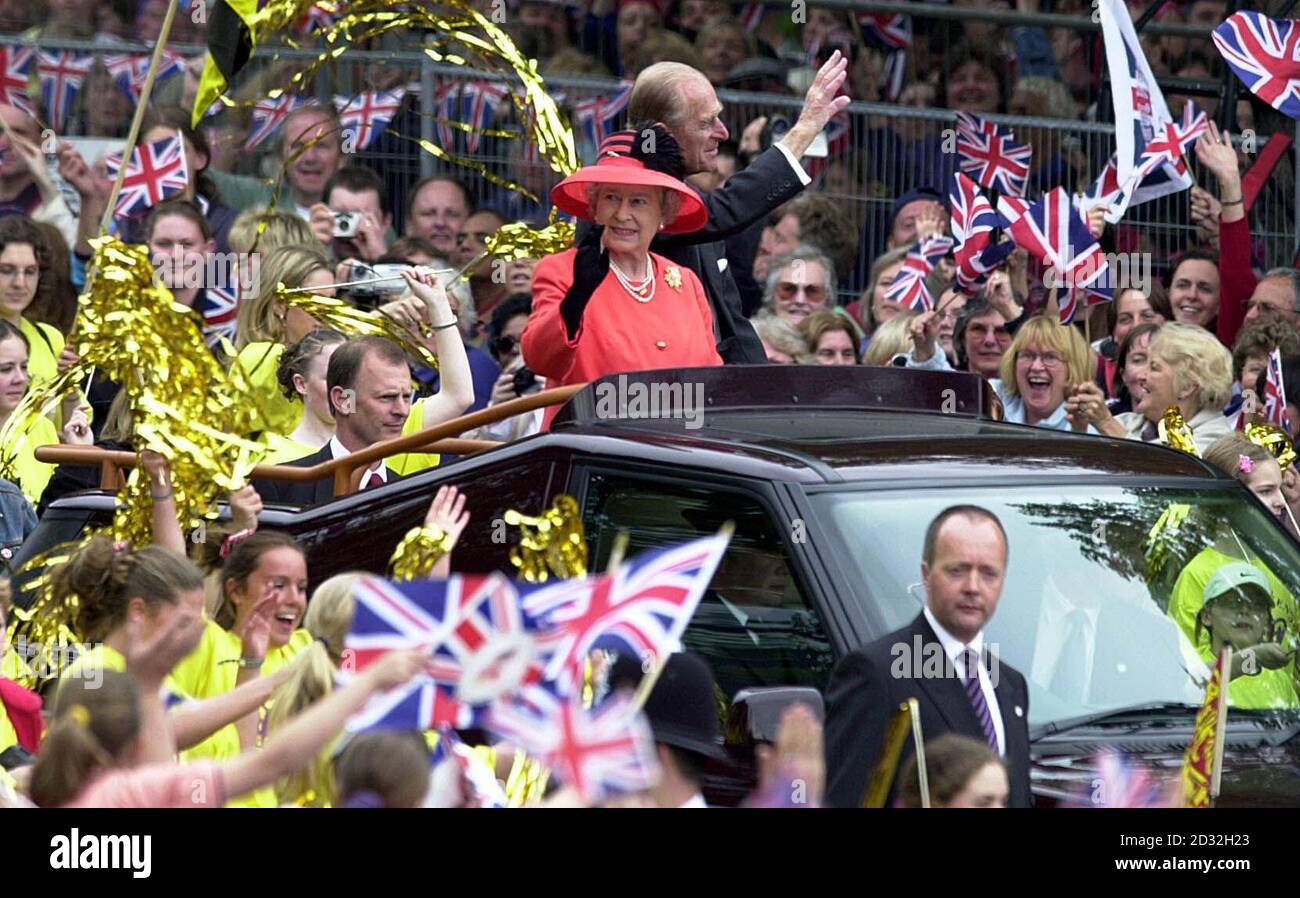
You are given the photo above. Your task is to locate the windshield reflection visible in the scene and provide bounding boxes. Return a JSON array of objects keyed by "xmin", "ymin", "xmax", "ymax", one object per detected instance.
[{"xmin": 815, "ymin": 485, "xmax": 1300, "ymax": 726}]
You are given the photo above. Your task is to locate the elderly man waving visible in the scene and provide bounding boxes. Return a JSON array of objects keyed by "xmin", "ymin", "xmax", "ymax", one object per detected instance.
[{"xmin": 623, "ymin": 52, "xmax": 851, "ymax": 363}]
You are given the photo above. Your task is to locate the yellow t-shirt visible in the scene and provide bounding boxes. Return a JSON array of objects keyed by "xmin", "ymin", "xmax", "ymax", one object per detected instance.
[
  {"xmin": 169, "ymin": 620, "xmax": 312, "ymax": 808},
  {"xmin": 1168, "ymin": 548, "xmax": 1300, "ymax": 655},
  {"xmin": 0, "ymin": 707, "xmax": 16, "ymax": 757},
  {"xmin": 58, "ymin": 644, "xmax": 191, "ymax": 706},
  {"xmin": 260, "ymin": 400, "xmax": 441, "ymax": 474},
  {"xmin": 0, "ymin": 410, "xmax": 58, "ymax": 504},
  {"xmin": 20, "ymin": 317, "xmax": 63, "ymax": 391},
  {"xmin": 390, "ymin": 396, "xmax": 440, "ymax": 476},
  {"xmin": 235, "ymin": 341, "xmax": 301, "ymax": 438},
  {"xmin": 263, "ymin": 432, "xmax": 317, "ymax": 465}
]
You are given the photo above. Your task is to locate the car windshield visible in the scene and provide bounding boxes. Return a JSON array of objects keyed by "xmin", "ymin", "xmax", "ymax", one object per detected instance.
[{"xmin": 812, "ymin": 483, "xmax": 1300, "ymax": 728}]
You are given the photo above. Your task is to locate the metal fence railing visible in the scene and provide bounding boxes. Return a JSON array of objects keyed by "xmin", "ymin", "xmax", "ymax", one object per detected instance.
[{"xmin": 5, "ymin": 22, "xmax": 1296, "ymax": 300}]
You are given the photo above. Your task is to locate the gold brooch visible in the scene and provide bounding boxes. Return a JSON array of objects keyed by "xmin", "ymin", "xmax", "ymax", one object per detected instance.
[{"xmin": 665, "ymin": 266, "xmax": 682, "ymax": 290}]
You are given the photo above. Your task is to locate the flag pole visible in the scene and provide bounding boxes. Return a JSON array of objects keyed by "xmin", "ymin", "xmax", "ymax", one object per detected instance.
[
  {"xmin": 1209, "ymin": 646, "xmax": 1231, "ymax": 806},
  {"xmin": 98, "ymin": 0, "xmax": 183, "ymax": 237},
  {"xmin": 860, "ymin": 698, "xmax": 928, "ymax": 808},
  {"xmin": 909, "ymin": 697, "xmax": 930, "ymax": 808}
]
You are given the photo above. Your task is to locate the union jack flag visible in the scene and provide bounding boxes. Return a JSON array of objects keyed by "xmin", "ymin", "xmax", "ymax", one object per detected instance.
[
  {"xmin": 1083, "ymin": 153, "xmax": 1126, "ymax": 210},
  {"xmin": 523, "ymin": 534, "xmax": 730, "ymax": 698},
  {"xmin": 884, "ymin": 234, "xmax": 954, "ymax": 313},
  {"xmin": 488, "ymin": 688, "xmax": 660, "ymax": 804},
  {"xmin": 1128, "ymin": 101, "xmax": 1208, "ymax": 190},
  {"xmin": 998, "ymin": 188, "xmax": 1110, "ymax": 324},
  {"xmin": 955, "ymin": 112, "xmax": 1032, "ymax": 197},
  {"xmin": 1089, "ymin": 751, "xmax": 1179, "ymax": 808},
  {"xmin": 335, "ymin": 87, "xmax": 407, "ymax": 151},
  {"xmin": 573, "ymin": 81, "xmax": 634, "ymax": 155},
  {"xmin": 851, "ymin": 14, "xmax": 911, "ymax": 100},
  {"xmin": 246, "ymin": 94, "xmax": 315, "ymax": 150},
  {"xmin": 950, "ymin": 172, "xmax": 1013, "ymax": 296},
  {"xmin": 857, "ymin": 12, "xmax": 911, "ymax": 50},
  {"xmin": 430, "ymin": 728, "xmax": 509, "ymax": 808},
  {"xmin": 738, "ymin": 3, "xmax": 764, "ymax": 30},
  {"xmin": 345, "ymin": 573, "xmax": 543, "ymax": 732},
  {"xmin": 1264, "ymin": 348, "xmax": 1289, "ymax": 431},
  {"xmin": 297, "ymin": 2, "xmax": 336, "ymax": 35},
  {"xmin": 105, "ymin": 52, "xmax": 186, "ymax": 104},
  {"xmin": 0, "ymin": 46, "xmax": 33, "ymax": 115},
  {"xmin": 37, "ymin": 51, "xmax": 92, "ymax": 132},
  {"xmin": 436, "ymin": 79, "xmax": 509, "ymax": 154},
  {"xmin": 1213, "ymin": 12, "xmax": 1300, "ymax": 121},
  {"xmin": 200, "ymin": 280, "xmax": 240, "ymax": 347},
  {"xmin": 103, "ymin": 133, "xmax": 189, "ymax": 219}
]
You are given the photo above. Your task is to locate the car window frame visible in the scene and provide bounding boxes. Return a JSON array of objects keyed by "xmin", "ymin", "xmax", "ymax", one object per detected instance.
[{"xmin": 568, "ymin": 460, "xmax": 849, "ymax": 679}]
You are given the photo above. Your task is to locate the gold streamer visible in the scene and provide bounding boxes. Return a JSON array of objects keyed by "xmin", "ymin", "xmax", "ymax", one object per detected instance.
[
  {"xmin": 207, "ymin": 1, "xmax": 580, "ymax": 264},
  {"xmin": 504, "ymin": 494, "xmax": 589, "ymax": 583},
  {"xmin": 1144, "ymin": 502, "xmax": 1191, "ymax": 584},
  {"xmin": 387, "ymin": 525, "xmax": 453, "ymax": 580},
  {"xmin": 276, "ymin": 286, "xmax": 441, "ymax": 370},
  {"xmin": 1245, "ymin": 423, "xmax": 1297, "ymax": 472},
  {"xmin": 484, "ymin": 220, "xmax": 575, "ymax": 263},
  {"xmin": 2, "ymin": 238, "xmax": 269, "ymax": 547},
  {"xmin": 504, "ymin": 748, "xmax": 551, "ymax": 807},
  {"xmin": 1159, "ymin": 406, "xmax": 1199, "ymax": 457},
  {"xmin": 5, "ymin": 543, "xmax": 85, "ymax": 689}
]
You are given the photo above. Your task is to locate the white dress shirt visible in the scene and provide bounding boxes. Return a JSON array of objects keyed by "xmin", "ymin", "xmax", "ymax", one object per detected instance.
[
  {"xmin": 923, "ymin": 606, "xmax": 1006, "ymax": 756},
  {"xmin": 676, "ymin": 793, "xmax": 708, "ymax": 808},
  {"xmin": 774, "ymin": 143, "xmax": 813, "ymax": 187},
  {"xmin": 328, "ymin": 436, "xmax": 389, "ymax": 486}
]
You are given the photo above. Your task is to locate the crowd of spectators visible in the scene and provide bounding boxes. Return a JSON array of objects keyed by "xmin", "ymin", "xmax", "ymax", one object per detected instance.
[{"xmin": 0, "ymin": 0, "xmax": 1298, "ymax": 811}]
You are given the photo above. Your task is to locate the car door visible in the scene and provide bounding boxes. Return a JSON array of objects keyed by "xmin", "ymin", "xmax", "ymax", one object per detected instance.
[{"xmin": 572, "ymin": 465, "xmax": 836, "ymax": 703}]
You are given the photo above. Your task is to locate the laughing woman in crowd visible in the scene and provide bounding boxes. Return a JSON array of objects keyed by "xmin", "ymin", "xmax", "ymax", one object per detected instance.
[
  {"xmin": 522, "ymin": 127, "xmax": 721, "ymax": 430},
  {"xmin": 909, "ymin": 311, "xmax": 1096, "ymax": 432},
  {"xmin": 1069, "ymin": 322, "xmax": 1235, "ymax": 447}
]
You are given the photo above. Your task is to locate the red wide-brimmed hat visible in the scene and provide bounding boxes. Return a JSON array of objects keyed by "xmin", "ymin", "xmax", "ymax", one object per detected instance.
[{"xmin": 550, "ymin": 131, "xmax": 708, "ymax": 235}]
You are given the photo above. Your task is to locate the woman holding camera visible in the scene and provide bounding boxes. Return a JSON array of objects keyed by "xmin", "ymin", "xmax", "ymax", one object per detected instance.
[
  {"xmin": 232, "ymin": 244, "xmax": 470, "ymax": 458},
  {"xmin": 522, "ymin": 127, "xmax": 721, "ymax": 430}
]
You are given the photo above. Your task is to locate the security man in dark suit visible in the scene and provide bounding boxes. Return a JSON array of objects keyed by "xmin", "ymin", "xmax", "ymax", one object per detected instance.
[
  {"xmin": 623, "ymin": 53, "xmax": 852, "ymax": 364},
  {"xmin": 824, "ymin": 505, "xmax": 1033, "ymax": 808}
]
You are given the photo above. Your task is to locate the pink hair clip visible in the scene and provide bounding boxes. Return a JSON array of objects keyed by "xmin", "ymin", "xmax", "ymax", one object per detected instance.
[
  {"xmin": 111, "ymin": 540, "xmax": 130, "ymax": 555},
  {"xmin": 220, "ymin": 528, "xmax": 255, "ymax": 560},
  {"xmin": 1238, "ymin": 455, "xmax": 1255, "ymax": 474}
]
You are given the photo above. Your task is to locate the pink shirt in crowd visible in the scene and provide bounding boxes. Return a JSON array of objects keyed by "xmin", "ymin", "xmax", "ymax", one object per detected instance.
[{"xmin": 62, "ymin": 762, "xmax": 227, "ymax": 809}]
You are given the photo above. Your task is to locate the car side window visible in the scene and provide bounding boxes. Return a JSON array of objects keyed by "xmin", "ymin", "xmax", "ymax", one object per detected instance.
[{"xmin": 583, "ymin": 472, "xmax": 834, "ymax": 700}]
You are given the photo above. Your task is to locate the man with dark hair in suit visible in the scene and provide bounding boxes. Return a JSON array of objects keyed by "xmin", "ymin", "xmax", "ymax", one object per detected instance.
[
  {"xmin": 824, "ymin": 504, "xmax": 1033, "ymax": 808},
  {"xmin": 623, "ymin": 53, "xmax": 851, "ymax": 363},
  {"xmin": 254, "ymin": 335, "xmax": 412, "ymax": 507}
]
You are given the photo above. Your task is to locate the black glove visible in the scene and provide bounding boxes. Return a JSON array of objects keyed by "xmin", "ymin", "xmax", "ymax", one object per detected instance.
[{"xmin": 560, "ymin": 225, "xmax": 609, "ymax": 341}]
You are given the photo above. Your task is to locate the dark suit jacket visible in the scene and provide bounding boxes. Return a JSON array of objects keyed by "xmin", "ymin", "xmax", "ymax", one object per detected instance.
[
  {"xmin": 653, "ymin": 145, "xmax": 806, "ymax": 363},
  {"xmin": 824, "ymin": 613, "xmax": 1032, "ymax": 808},
  {"xmin": 252, "ymin": 446, "xmax": 338, "ymax": 508}
]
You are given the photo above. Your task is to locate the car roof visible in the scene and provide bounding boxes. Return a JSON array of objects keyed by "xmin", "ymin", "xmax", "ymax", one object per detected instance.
[
  {"xmin": 541, "ymin": 367, "xmax": 1222, "ymax": 485},
  {"xmin": 38, "ymin": 368, "xmax": 1226, "ymax": 522}
]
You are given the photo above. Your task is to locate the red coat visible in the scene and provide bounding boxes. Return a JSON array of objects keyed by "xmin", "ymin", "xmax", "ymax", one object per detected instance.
[{"xmin": 523, "ymin": 248, "xmax": 723, "ymax": 429}]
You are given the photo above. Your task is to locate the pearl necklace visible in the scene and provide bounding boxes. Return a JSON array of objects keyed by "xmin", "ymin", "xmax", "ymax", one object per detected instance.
[{"xmin": 609, "ymin": 255, "xmax": 656, "ymax": 303}]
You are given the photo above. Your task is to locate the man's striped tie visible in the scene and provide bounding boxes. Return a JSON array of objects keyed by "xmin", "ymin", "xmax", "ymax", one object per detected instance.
[{"xmin": 963, "ymin": 648, "xmax": 999, "ymax": 752}]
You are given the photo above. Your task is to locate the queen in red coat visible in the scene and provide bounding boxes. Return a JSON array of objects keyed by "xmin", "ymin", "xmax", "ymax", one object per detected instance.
[{"xmin": 522, "ymin": 127, "xmax": 722, "ymax": 429}]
